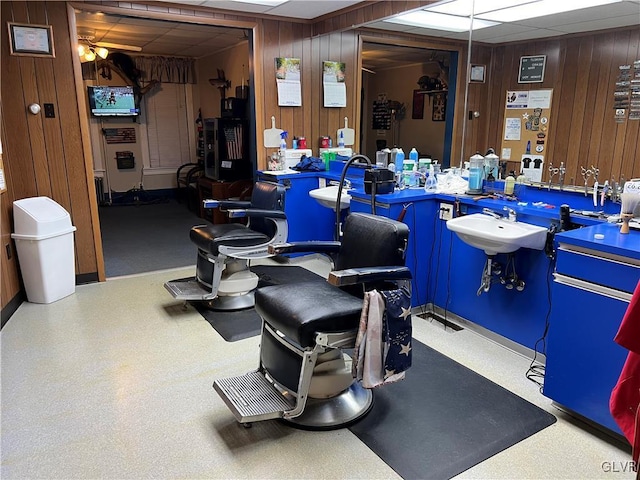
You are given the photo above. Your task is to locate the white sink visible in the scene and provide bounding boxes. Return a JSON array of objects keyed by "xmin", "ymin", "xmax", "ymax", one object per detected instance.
[
  {"xmin": 309, "ymin": 185, "xmax": 351, "ymax": 210},
  {"xmin": 446, "ymin": 213, "xmax": 548, "ymax": 255}
]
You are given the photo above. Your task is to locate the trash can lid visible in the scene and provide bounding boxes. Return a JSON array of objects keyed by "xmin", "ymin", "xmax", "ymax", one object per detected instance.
[{"xmin": 12, "ymin": 196, "xmax": 74, "ymax": 238}]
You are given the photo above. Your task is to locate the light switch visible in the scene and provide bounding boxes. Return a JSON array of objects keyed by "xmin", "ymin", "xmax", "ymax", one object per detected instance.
[{"xmin": 44, "ymin": 103, "xmax": 55, "ymax": 118}]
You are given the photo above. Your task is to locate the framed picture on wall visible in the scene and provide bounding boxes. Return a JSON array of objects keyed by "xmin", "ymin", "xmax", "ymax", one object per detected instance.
[
  {"xmin": 470, "ymin": 64, "xmax": 485, "ymax": 83},
  {"xmin": 432, "ymin": 93, "xmax": 446, "ymax": 122},
  {"xmin": 8, "ymin": 22, "xmax": 55, "ymax": 57},
  {"xmin": 412, "ymin": 90, "xmax": 424, "ymax": 119}
]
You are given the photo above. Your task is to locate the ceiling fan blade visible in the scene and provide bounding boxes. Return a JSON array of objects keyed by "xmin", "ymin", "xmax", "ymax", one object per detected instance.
[{"xmin": 94, "ymin": 41, "xmax": 142, "ymax": 52}]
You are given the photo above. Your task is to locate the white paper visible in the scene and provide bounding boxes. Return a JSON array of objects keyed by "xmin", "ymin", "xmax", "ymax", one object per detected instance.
[
  {"xmin": 0, "ymin": 167, "xmax": 5, "ymax": 191},
  {"xmin": 528, "ymin": 89, "xmax": 552, "ymax": 109},
  {"xmin": 521, "ymin": 154, "xmax": 544, "ymax": 182},
  {"xmin": 504, "ymin": 118, "xmax": 521, "ymax": 140},
  {"xmin": 277, "ymin": 80, "xmax": 301, "ymax": 107},
  {"xmin": 260, "ymin": 169, "xmax": 300, "ymax": 175},
  {"xmin": 501, "ymin": 148, "xmax": 511, "ymax": 160},
  {"xmin": 324, "ymin": 82, "xmax": 346, "ymax": 107},
  {"xmin": 323, "ymin": 61, "xmax": 347, "ymax": 108}
]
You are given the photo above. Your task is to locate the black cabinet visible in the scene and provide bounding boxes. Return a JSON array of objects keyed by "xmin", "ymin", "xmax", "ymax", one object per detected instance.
[{"xmin": 203, "ymin": 118, "xmax": 252, "ymax": 182}]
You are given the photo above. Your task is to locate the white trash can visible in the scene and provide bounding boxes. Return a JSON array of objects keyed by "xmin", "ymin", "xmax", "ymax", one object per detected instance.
[{"xmin": 11, "ymin": 197, "xmax": 77, "ymax": 304}]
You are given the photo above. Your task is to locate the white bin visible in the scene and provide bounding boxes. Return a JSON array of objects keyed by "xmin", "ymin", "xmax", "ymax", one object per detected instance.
[{"xmin": 11, "ymin": 197, "xmax": 77, "ymax": 304}]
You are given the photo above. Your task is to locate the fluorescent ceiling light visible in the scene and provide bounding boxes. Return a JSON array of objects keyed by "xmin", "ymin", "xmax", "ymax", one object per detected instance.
[
  {"xmin": 476, "ymin": 0, "xmax": 623, "ymax": 22},
  {"xmin": 232, "ymin": 0, "xmax": 287, "ymax": 5},
  {"xmin": 428, "ymin": 0, "xmax": 537, "ymax": 17},
  {"xmin": 385, "ymin": 11, "xmax": 499, "ymax": 32}
]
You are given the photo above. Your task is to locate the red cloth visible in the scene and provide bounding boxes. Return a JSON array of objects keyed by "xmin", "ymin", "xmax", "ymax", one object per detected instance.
[{"xmin": 610, "ymin": 279, "xmax": 640, "ymax": 462}]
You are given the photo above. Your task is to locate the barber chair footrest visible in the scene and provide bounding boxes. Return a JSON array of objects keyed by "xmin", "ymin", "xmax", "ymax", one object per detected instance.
[
  {"xmin": 164, "ymin": 277, "xmax": 214, "ymax": 301},
  {"xmin": 213, "ymin": 370, "xmax": 296, "ymax": 424}
]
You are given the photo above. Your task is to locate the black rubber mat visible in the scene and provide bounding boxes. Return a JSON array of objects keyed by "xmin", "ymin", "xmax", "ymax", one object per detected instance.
[
  {"xmin": 349, "ymin": 340, "xmax": 556, "ymax": 480},
  {"xmin": 196, "ymin": 265, "xmax": 323, "ymax": 342}
]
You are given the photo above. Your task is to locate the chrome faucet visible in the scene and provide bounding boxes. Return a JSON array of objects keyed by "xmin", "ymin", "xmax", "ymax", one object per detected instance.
[
  {"xmin": 482, "ymin": 208, "xmax": 502, "ymax": 220},
  {"xmin": 503, "ymin": 206, "xmax": 517, "ymax": 222}
]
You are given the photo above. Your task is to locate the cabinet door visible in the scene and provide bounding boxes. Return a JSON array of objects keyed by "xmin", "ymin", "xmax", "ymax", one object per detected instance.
[{"xmin": 544, "ymin": 276, "xmax": 630, "ymax": 434}]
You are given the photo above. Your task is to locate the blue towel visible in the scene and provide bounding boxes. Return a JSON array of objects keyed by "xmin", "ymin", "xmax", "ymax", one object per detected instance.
[{"xmin": 292, "ymin": 156, "xmax": 325, "ymax": 172}]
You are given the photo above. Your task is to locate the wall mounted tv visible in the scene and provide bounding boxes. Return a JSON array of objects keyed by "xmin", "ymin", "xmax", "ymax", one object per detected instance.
[{"xmin": 87, "ymin": 85, "xmax": 139, "ymax": 117}]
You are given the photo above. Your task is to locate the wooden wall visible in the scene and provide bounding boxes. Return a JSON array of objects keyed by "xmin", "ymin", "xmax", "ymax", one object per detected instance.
[
  {"xmin": 2, "ymin": 0, "xmax": 639, "ymax": 320},
  {"xmin": 1, "ymin": 1, "xmax": 102, "ymax": 318},
  {"xmin": 466, "ymin": 28, "xmax": 640, "ymax": 183}
]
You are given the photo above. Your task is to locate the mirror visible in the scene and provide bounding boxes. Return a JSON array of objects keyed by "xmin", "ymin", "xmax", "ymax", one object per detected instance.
[{"xmin": 359, "ymin": 1, "xmax": 640, "ymax": 190}]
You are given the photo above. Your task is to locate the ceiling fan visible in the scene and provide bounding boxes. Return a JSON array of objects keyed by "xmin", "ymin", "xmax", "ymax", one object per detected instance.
[{"xmin": 77, "ymin": 30, "xmax": 142, "ymax": 62}]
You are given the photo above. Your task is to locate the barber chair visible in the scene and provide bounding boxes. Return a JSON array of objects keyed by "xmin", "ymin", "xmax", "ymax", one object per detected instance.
[
  {"xmin": 164, "ymin": 181, "xmax": 287, "ymax": 310},
  {"xmin": 214, "ymin": 213, "xmax": 411, "ymax": 429}
]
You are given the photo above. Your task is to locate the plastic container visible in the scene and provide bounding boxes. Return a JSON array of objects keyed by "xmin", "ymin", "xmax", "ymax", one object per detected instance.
[
  {"xmin": 396, "ymin": 148, "xmax": 405, "ymax": 171},
  {"xmin": 467, "ymin": 153, "xmax": 485, "ymax": 193},
  {"xmin": 11, "ymin": 197, "xmax": 77, "ymax": 304},
  {"xmin": 504, "ymin": 171, "xmax": 515, "ymax": 195},
  {"xmin": 409, "ymin": 148, "xmax": 419, "ymax": 162}
]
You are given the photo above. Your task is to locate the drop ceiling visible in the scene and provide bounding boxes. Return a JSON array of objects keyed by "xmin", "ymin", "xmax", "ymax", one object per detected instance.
[{"xmin": 75, "ymin": 1, "xmax": 640, "ymax": 65}]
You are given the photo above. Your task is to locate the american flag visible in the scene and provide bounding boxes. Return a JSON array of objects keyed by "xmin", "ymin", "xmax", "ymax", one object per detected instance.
[{"xmin": 223, "ymin": 125, "xmax": 243, "ymax": 160}]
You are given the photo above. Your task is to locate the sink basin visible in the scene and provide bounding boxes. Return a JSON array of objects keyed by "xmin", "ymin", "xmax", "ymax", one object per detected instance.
[
  {"xmin": 446, "ymin": 213, "xmax": 548, "ymax": 255},
  {"xmin": 309, "ymin": 185, "xmax": 351, "ymax": 210}
]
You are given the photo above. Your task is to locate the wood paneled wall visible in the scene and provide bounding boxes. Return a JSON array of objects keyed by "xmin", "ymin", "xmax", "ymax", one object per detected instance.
[
  {"xmin": 1, "ymin": 1, "xmax": 102, "ymax": 312},
  {"xmin": 2, "ymin": 0, "xmax": 639, "ymax": 319},
  {"xmin": 466, "ymin": 28, "xmax": 640, "ymax": 183}
]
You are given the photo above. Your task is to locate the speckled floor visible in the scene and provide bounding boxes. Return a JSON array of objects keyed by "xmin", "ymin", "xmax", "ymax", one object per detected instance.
[{"xmin": 1, "ymin": 256, "xmax": 633, "ymax": 479}]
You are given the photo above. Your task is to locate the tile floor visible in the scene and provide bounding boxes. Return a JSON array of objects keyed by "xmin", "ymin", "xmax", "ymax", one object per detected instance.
[{"xmin": 0, "ymin": 256, "xmax": 633, "ymax": 479}]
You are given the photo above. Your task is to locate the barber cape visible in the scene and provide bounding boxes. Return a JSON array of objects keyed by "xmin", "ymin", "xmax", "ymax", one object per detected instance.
[{"xmin": 352, "ymin": 287, "xmax": 412, "ymax": 389}]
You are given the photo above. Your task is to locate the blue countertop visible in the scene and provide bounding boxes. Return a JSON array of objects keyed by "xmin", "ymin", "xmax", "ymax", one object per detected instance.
[{"xmin": 555, "ymin": 223, "xmax": 640, "ymax": 261}]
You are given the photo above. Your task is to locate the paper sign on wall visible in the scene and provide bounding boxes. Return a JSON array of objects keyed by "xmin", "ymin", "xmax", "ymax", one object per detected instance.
[
  {"xmin": 275, "ymin": 57, "xmax": 302, "ymax": 107},
  {"xmin": 323, "ymin": 61, "xmax": 346, "ymax": 108}
]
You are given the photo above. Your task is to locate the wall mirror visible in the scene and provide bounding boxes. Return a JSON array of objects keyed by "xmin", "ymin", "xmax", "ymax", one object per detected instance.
[{"xmin": 358, "ymin": 0, "xmax": 640, "ymax": 189}]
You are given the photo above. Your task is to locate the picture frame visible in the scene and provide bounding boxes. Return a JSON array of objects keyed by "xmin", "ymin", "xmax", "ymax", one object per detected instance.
[
  {"xmin": 470, "ymin": 64, "xmax": 485, "ymax": 83},
  {"xmin": 8, "ymin": 22, "xmax": 55, "ymax": 57}
]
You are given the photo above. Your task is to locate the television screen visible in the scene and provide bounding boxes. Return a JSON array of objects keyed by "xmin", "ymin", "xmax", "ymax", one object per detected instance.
[{"xmin": 87, "ymin": 86, "xmax": 139, "ymax": 116}]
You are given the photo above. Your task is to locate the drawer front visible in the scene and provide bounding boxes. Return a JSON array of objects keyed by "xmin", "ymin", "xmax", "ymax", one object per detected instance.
[{"xmin": 556, "ymin": 244, "xmax": 640, "ymax": 294}]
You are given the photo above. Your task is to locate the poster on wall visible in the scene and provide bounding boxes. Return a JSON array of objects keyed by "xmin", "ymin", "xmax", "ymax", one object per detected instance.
[
  {"xmin": 323, "ymin": 61, "xmax": 346, "ymax": 107},
  {"xmin": 501, "ymin": 89, "xmax": 553, "ymax": 179},
  {"xmin": 372, "ymin": 94, "xmax": 391, "ymax": 130},
  {"xmin": 275, "ymin": 57, "xmax": 302, "ymax": 107}
]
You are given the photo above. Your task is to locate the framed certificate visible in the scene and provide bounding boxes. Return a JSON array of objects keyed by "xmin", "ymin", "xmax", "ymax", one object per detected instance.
[
  {"xmin": 470, "ymin": 64, "xmax": 485, "ymax": 83},
  {"xmin": 8, "ymin": 22, "xmax": 55, "ymax": 57}
]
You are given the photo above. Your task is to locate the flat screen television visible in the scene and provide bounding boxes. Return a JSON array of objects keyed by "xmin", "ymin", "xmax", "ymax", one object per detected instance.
[{"xmin": 87, "ymin": 85, "xmax": 139, "ymax": 117}]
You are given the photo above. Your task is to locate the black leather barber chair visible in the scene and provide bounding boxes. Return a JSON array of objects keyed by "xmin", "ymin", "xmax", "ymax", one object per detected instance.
[
  {"xmin": 164, "ymin": 181, "xmax": 287, "ymax": 310},
  {"xmin": 214, "ymin": 213, "xmax": 411, "ymax": 429}
]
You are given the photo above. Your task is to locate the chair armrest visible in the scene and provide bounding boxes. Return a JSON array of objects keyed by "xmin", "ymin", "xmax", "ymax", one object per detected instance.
[
  {"xmin": 202, "ymin": 199, "xmax": 251, "ymax": 210},
  {"xmin": 268, "ymin": 241, "xmax": 341, "ymax": 256},
  {"xmin": 227, "ymin": 208, "xmax": 287, "ymax": 220},
  {"xmin": 328, "ymin": 266, "xmax": 412, "ymax": 287}
]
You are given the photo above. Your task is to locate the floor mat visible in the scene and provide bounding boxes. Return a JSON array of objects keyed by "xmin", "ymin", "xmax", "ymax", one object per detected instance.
[
  {"xmin": 349, "ymin": 340, "xmax": 556, "ymax": 480},
  {"xmin": 196, "ymin": 265, "xmax": 323, "ymax": 342}
]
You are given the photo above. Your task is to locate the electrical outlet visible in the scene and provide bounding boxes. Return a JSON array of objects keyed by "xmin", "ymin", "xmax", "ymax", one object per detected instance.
[{"xmin": 439, "ymin": 203, "xmax": 453, "ymax": 221}]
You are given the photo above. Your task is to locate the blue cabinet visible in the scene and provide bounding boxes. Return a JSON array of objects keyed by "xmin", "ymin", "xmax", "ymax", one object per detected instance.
[
  {"xmin": 543, "ymin": 240, "xmax": 638, "ymax": 434},
  {"xmin": 257, "ymin": 173, "xmax": 335, "ymax": 242}
]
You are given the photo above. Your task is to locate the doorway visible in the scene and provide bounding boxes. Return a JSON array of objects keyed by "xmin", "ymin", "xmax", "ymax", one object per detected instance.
[{"xmin": 74, "ymin": 8, "xmax": 254, "ymax": 277}]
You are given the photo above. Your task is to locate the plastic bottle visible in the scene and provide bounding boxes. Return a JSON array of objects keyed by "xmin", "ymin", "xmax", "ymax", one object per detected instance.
[
  {"xmin": 395, "ymin": 148, "xmax": 405, "ymax": 173},
  {"xmin": 516, "ymin": 171, "xmax": 527, "ymax": 184},
  {"xmin": 504, "ymin": 171, "xmax": 515, "ymax": 195},
  {"xmin": 338, "ymin": 131, "xmax": 345, "ymax": 148},
  {"xmin": 395, "ymin": 148, "xmax": 405, "ymax": 186},
  {"xmin": 409, "ymin": 148, "xmax": 418, "ymax": 162},
  {"xmin": 278, "ymin": 131, "xmax": 287, "ymax": 170},
  {"xmin": 425, "ymin": 165, "xmax": 437, "ymax": 192}
]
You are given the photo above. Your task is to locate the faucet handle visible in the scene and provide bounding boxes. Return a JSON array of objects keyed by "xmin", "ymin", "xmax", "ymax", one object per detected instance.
[{"xmin": 503, "ymin": 206, "xmax": 517, "ymax": 221}]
